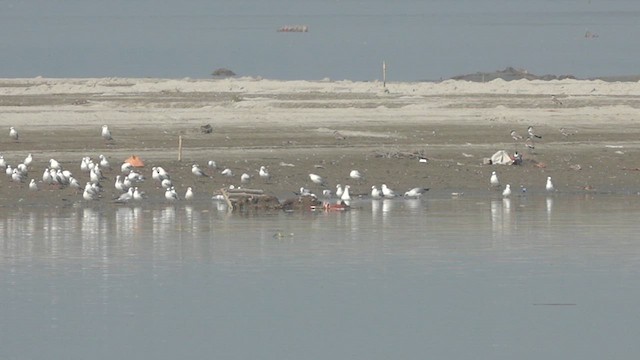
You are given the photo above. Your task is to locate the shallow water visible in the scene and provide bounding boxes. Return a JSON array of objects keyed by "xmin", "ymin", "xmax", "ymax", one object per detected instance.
[{"xmin": 1, "ymin": 194, "xmax": 640, "ymax": 359}]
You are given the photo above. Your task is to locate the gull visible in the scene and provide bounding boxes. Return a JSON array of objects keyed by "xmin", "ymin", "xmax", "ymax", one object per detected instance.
[
  {"xmin": 259, "ymin": 166, "xmax": 271, "ymax": 181},
  {"xmin": 5, "ymin": 165, "xmax": 13, "ymax": 177},
  {"xmin": 490, "ymin": 171, "xmax": 500, "ymax": 187},
  {"xmin": 241, "ymin": 173, "xmax": 251, "ymax": 183},
  {"xmin": 371, "ymin": 185, "xmax": 382, "ymax": 199},
  {"xmin": 192, "ymin": 164, "xmax": 210, "ymax": 177},
  {"xmin": 525, "ymin": 137, "xmax": 535, "ymax": 150},
  {"xmin": 527, "ymin": 126, "xmax": 542, "ymax": 139},
  {"xmin": 221, "ymin": 168, "xmax": 234, "ymax": 177},
  {"xmin": 115, "ymin": 175, "xmax": 127, "ymax": 192},
  {"xmin": 510, "ymin": 130, "xmax": 523, "ymax": 141},
  {"xmin": 546, "ymin": 176, "xmax": 555, "ymax": 192},
  {"xmin": 11, "ymin": 169, "xmax": 23, "ymax": 183},
  {"xmin": 349, "ymin": 170, "xmax": 364, "ymax": 181},
  {"xmin": 165, "ymin": 186, "xmax": 179, "ymax": 201},
  {"xmin": 127, "ymin": 170, "xmax": 144, "ymax": 182},
  {"xmin": 69, "ymin": 177, "xmax": 81, "ymax": 190},
  {"xmin": 502, "ymin": 184, "xmax": 512, "ymax": 197},
  {"xmin": 9, "ymin": 127, "xmax": 19, "ymax": 141},
  {"xmin": 404, "ymin": 187, "xmax": 429, "ymax": 198},
  {"xmin": 99, "ymin": 154, "xmax": 111, "ymax": 169},
  {"xmin": 89, "ymin": 167, "xmax": 101, "ymax": 184},
  {"xmin": 49, "ymin": 158, "xmax": 61, "ymax": 170},
  {"xmin": 309, "ymin": 173, "xmax": 326, "ymax": 186},
  {"xmin": 0, "ymin": 155, "xmax": 6, "ymax": 168},
  {"xmin": 16, "ymin": 163, "xmax": 28, "ymax": 175},
  {"xmin": 298, "ymin": 187, "xmax": 313, "ymax": 196},
  {"xmin": 101, "ymin": 125, "xmax": 113, "ymax": 141},
  {"xmin": 333, "ymin": 130, "xmax": 346, "ymax": 140},
  {"xmin": 322, "ymin": 189, "xmax": 332, "ymax": 197},
  {"xmin": 185, "ymin": 187, "xmax": 194, "ymax": 200},
  {"xmin": 29, "ymin": 179, "xmax": 38, "ymax": 191},
  {"xmin": 42, "ymin": 168, "xmax": 53, "ymax": 184},
  {"xmin": 381, "ymin": 184, "xmax": 396, "ymax": 198},
  {"xmin": 551, "ymin": 95, "xmax": 563, "ymax": 106},
  {"xmin": 83, "ymin": 187, "xmax": 98, "ymax": 201},
  {"xmin": 80, "ymin": 157, "xmax": 91, "ymax": 172},
  {"xmin": 161, "ymin": 178, "xmax": 173, "ymax": 189},
  {"xmin": 152, "ymin": 166, "xmax": 170, "ymax": 182},
  {"xmin": 335, "ymin": 184, "xmax": 343, "ymax": 198},
  {"xmin": 57, "ymin": 169, "xmax": 71, "ymax": 186},
  {"xmin": 121, "ymin": 162, "xmax": 133, "ymax": 173},
  {"xmin": 208, "ymin": 160, "xmax": 217, "ymax": 169},
  {"xmin": 341, "ymin": 185, "xmax": 351, "ymax": 201},
  {"xmin": 114, "ymin": 187, "xmax": 134, "ymax": 203},
  {"xmin": 23, "ymin": 153, "xmax": 33, "ymax": 167},
  {"xmin": 133, "ymin": 187, "xmax": 145, "ymax": 200}
]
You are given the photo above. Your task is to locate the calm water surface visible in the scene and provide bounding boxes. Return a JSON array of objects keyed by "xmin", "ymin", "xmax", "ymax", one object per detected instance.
[
  {"xmin": 2, "ymin": 0, "xmax": 640, "ymax": 80},
  {"xmin": 1, "ymin": 194, "xmax": 640, "ymax": 360}
]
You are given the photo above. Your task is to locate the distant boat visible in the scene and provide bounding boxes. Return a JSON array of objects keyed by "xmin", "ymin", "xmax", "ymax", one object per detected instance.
[
  {"xmin": 277, "ymin": 25, "xmax": 309, "ymax": 33},
  {"xmin": 585, "ymin": 30, "xmax": 599, "ymax": 39}
]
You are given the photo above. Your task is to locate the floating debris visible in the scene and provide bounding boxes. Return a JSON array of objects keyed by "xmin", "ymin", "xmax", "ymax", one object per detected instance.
[{"xmin": 277, "ymin": 25, "xmax": 309, "ymax": 33}]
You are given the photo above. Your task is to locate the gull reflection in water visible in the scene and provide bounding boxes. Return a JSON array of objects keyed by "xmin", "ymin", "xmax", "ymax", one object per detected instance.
[
  {"xmin": 546, "ymin": 196, "xmax": 553, "ymax": 222},
  {"xmin": 491, "ymin": 198, "xmax": 513, "ymax": 239},
  {"xmin": 371, "ymin": 199, "xmax": 381, "ymax": 218},
  {"xmin": 382, "ymin": 199, "xmax": 394, "ymax": 222},
  {"xmin": 403, "ymin": 198, "xmax": 422, "ymax": 212}
]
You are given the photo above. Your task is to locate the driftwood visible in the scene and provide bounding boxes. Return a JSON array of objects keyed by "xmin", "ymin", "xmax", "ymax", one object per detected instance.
[
  {"xmin": 219, "ymin": 188, "xmax": 281, "ymax": 212},
  {"xmin": 216, "ymin": 188, "xmax": 337, "ymax": 213},
  {"xmin": 373, "ymin": 149, "xmax": 426, "ymax": 159}
]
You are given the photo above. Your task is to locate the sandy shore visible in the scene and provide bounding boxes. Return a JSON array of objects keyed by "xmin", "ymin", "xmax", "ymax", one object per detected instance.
[{"xmin": 1, "ymin": 77, "xmax": 640, "ymax": 207}]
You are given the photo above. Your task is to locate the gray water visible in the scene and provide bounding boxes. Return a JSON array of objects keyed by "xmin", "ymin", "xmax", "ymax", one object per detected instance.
[
  {"xmin": 1, "ymin": 0, "xmax": 639, "ymax": 80},
  {"xmin": 1, "ymin": 194, "xmax": 639, "ymax": 360}
]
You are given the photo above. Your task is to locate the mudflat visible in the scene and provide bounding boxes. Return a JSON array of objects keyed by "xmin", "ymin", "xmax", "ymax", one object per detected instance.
[{"xmin": 1, "ymin": 77, "xmax": 640, "ymax": 207}]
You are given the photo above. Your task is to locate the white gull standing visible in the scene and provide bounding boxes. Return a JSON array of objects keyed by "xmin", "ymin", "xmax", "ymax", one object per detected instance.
[
  {"xmin": 371, "ymin": 185, "xmax": 382, "ymax": 199},
  {"xmin": 9, "ymin": 127, "xmax": 19, "ymax": 141},
  {"xmin": 490, "ymin": 171, "xmax": 500, "ymax": 188},
  {"xmin": 546, "ymin": 176, "xmax": 555, "ymax": 192},
  {"xmin": 341, "ymin": 185, "xmax": 351, "ymax": 201},
  {"xmin": 502, "ymin": 184, "xmax": 512, "ymax": 197},
  {"xmin": 29, "ymin": 179, "xmax": 38, "ymax": 191},
  {"xmin": 259, "ymin": 166, "xmax": 271, "ymax": 181},
  {"xmin": 101, "ymin": 125, "xmax": 113, "ymax": 141},
  {"xmin": 381, "ymin": 184, "xmax": 396, "ymax": 198},
  {"xmin": 185, "ymin": 187, "xmax": 194, "ymax": 200}
]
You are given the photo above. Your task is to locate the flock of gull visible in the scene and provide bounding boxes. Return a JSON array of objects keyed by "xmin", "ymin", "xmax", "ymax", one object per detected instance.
[
  {"xmin": 2, "ymin": 125, "xmax": 431, "ymax": 206},
  {"xmin": 2, "ymin": 124, "xmax": 556, "ymax": 206}
]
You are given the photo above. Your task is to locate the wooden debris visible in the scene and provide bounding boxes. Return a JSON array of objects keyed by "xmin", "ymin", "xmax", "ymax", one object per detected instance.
[
  {"xmin": 218, "ymin": 188, "xmax": 281, "ymax": 212},
  {"xmin": 373, "ymin": 149, "xmax": 426, "ymax": 159}
]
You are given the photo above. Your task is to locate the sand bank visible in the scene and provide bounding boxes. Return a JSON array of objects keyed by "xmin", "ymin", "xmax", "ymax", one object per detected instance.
[{"xmin": 1, "ymin": 77, "xmax": 640, "ymax": 207}]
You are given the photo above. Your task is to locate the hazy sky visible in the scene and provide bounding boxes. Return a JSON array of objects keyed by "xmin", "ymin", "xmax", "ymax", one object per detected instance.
[{"xmin": 1, "ymin": 0, "xmax": 639, "ymax": 80}]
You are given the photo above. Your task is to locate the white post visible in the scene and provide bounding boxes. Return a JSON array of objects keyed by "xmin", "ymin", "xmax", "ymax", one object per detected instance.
[{"xmin": 383, "ymin": 61, "xmax": 387, "ymax": 88}]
